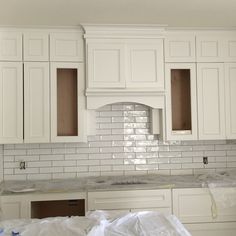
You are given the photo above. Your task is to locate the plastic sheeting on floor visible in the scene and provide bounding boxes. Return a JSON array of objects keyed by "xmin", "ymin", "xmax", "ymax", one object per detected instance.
[{"xmin": 0, "ymin": 211, "xmax": 191, "ymax": 236}]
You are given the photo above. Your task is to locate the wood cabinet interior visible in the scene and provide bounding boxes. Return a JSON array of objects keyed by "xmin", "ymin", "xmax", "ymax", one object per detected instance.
[
  {"xmin": 171, "ymin": 69, "xmax": 192, "ymax": 132},
  {"xmin": 31, "ymin": 199, "xmax": 85, "ymax": 218},
  {"xmin": 57, "ymin": 69, "xmax": 78, "ymax": 136}
]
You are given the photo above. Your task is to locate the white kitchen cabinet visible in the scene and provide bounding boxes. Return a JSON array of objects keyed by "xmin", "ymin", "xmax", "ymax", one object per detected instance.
[
  {"xmin": 23, "ymin": 32, "xmax": 49, "ymax": 61},
  {"xmin": 50, "ymin": 32, "xmax": 84, "ymax": 62},
  {"xmin": 88, "ymin": 189, "xmax": 172, "ymax": 214},
  {"xmin": 165, "ymin": 63, "xmax": 198, "ymax": 140},
  {"xmin": 196, "ymin": 36, "xmax": 223, "ymax": 62},
  {"xmin": 197, "ymin": 63, "xmax": 226, "ymax": 140},
  {"xmin": 87, "ymin": 41, "xmax": 126, "ymax": 88},
  {"xmin": 50, "ymin": 62, "xmax": 86, "ymax": 142},
  {"xmin": 0, "ymin": 62, "xmax": 23, "ymax": 144},
  {"xmin": 225, "ymin": 63, "xmax": 236, "ymax": 139},
  {"xmin": 24, "ymin": 62, "xmax": 50, "ymax": 143},
  {"xmin": 165, "ymin": 35, "xmax": 196, "ymax": 62},
  {"xmin": 126, "ymin": 40, "xmax": 164, "ymax": 89},
  {"xmin": 0, "ymin": 32, "xmax": 22, "ymax": 61},
  {"xmin": 0, "ymin": 195, "xmax": 29, "ymax": 220},
  {"xmin": 222, "ymin": 36, "xmax": 236, "ymax": 62}
]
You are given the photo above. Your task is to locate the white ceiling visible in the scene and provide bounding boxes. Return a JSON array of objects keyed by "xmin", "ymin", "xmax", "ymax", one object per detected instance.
[{"xmin": 0, "ymin": 0, "xmax": 236, "ymax": 28}]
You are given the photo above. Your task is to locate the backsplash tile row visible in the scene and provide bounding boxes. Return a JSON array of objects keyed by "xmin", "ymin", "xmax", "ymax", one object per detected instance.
[{"xmin": 2, "ymin": 103, "xmax": 236, "ymax": 181}]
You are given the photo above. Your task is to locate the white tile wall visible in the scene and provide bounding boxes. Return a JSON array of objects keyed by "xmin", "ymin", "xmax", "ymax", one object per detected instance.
[{"xmin": 2, "ymin": 103, "xmax": 236, "ymax": 181}]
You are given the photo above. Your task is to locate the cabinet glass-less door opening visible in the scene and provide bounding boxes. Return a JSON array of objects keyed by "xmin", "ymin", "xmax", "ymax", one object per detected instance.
[
  {"xmin": 165, "ymin": 63, "xmax": 197, "ymax": 140},
  {"xmin": 51, "ymin": 62, "xmax": 86, "ymax": 142}
]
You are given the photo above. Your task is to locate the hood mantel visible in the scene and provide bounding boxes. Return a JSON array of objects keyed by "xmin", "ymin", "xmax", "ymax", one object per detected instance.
[{"xmin": 83, "ymin": 24, "xmax": 166, "ymax": 111}]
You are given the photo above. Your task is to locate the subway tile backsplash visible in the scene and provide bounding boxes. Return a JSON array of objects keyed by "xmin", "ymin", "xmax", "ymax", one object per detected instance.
[{"xmin": 2, "ymin": 102, "xmax": 236, "ymax": 181}]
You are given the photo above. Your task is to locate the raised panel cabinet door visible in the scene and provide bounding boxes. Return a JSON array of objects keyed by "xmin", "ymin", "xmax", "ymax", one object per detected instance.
[
  {"xmin": 0, "ymin": 62, "xmax": 23, "ymax": 144},
  {"xmin": 0, "ymin": 32, "xmax": 22, "ymax": 61},
  {"xmin": 165, "ymin": 35, "xmax": 196, "ymax": 62},
  {"xmin": 222, "ymin": 36, "xmax": 236, "ymax": 62},
  {"xmin": 165, "ymin": 63, "xmax": 198, "ymax": 140},
  {"xmin": 50, "ymin": 62, "xmax": 86, "ymax": 142},
  {"xmin": 87, "ymin": 42, "xmax": 126, "ymax": 88},
  {"xmin": 196, "ymin": 36, "xmax": 223, "ymax": 62},
  {"xmin": 225, "ymin": 63, "xmax": 236, "ymax": 139},
  {"xmin": 23, "ymin": 32, "xmax": 49, "ymax": 61},
  {"xmin": 24, "ymin": 62, "xmax": 50, "ymax": 143},
  {"xmin": 50, "ymin": 32, "xmax": 84, "ymax": 62},
  {"xmin": 197, "ymin": 63, "xmax": 226, "ymax": 140},
  {"xmin": 126, "ymin": 40, "xmax": 164, "ymax": 90}
]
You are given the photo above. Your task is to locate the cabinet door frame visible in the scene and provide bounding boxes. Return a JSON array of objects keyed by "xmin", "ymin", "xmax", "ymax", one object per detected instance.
[
  {"xmin": 24, "ymin": 62, "xmax": 50, "ymax": 143},
  {"xmin": 50, "ymin": 62, "xmax": 86, "ymax": 142},
  {"xmin": 0, "ymin": 62, "xmax": 23, "ymax": 144},
  {"xmin": 23, "ymin": 32, "xmax": 49, "ymax": 61},
  {"xmin": 87, "ymin": 41, "xmax": 126, "ymax": 88},
  {"xmin": 126, "ymin": 40, "xmax": 164, "ymax": 90},
  {"xmin": 197, "ymin": 63, "xmax": 226, "ymax": 140},
  {"xmin": 165, "ymin": 63, "xmax": 198, "ymax": 140},
  {"xmin": 225, "ymin": 63, "xmax": 236, "ymax": 139}
]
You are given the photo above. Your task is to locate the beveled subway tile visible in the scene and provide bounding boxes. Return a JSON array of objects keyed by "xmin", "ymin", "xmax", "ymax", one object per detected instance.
[
  {"xmin": 124, "ymin": 135, "xmax": 146, "ymax": 141},
  {"xmin": 136, "ymin": 164, "xmax": 159, "ymax": 171},
  {"xmin": 112, "ymin": 141, "xmax": 135, "ymax": 147},
  {"xmin": 124, "ymin": 111, "xmax": 148, "ymax": 117},
  {"xmin": 89, "ymin": 141, "xmax": 112, "ymax": 147},
  {"xmin": 113, "ymin": 165, "xmax": 135, "ymax": 171},
  {"xmin": 170, "ymin": 157, "xmax": 192, "ymax": 164},
  {"xmin": 146, "ymin": 146, "xmax": 159, "ymax": 152},
  {"xmin": 99, "ymin": 111, "xmax": 123, "ymax": 117},
  {"xmin": 124, "ymin": 123, "xmax": 147, "ymax": 129},
  {"xmin": 159, "ymin": 151, "xmax": 181, "ymax": 158},
  {"xmin": 136, "ymin": 140, "xmax": 159, "ymax": 147},
  {"xmin": 159, "ymin": 164, "xmax": 181, "ymax": 170},
  {"xmin": 96, "ymin": 117, "xmax": 112, "ymax": 123},
  {"xmin": 100, "ymin": 135, "xmax": 123, "ymax": 141},
  {"xmin": 124, "ymin": 159, "xmax": 146, "ymax": 165},
  {"xmin": 100, "ymin": 123, "xmax": 123, "ymax": 129},
  {"xmin": 204, "ymin": 150, "xmax": 226, "ymax": 157},
  {"xmin": 169, "ymin": 145, "xmax": 193, "ymax": 151},
  {"xmin": 135, "ymin": 117, "xmax": 149, "ymax": 123},
  {"xmin": 112, "ymin": 153, "xmax": 135, "ymax": 159},
  {"xmin": 124, "ymin": 147, "xmax": 146, "ymax": 153},
  {"xmin": 100, "ymin": 147, "xmax": 124, "ymax": 153},
  {"xmin": 89, "ymin": 153, "xmax": 112, "ymax": 159},
  {"xmin": 135, "ymin": 129, "xmax": 150, "ymax": 135},
  {"xmin": 136, "ymin": 153, "xmax": 158, "ymax": 159}
]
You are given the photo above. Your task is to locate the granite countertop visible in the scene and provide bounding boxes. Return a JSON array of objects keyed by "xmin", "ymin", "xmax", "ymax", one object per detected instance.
[{"xmin": 1, "ymin": 171, "xmax": 236, "ymax": 195}]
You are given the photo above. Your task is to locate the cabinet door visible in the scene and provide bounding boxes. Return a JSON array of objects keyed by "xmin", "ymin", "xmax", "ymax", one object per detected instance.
[
  {"xmin": 50, "ymin": 62, "xmax": 86, "ymax": 142},
  {"xmin": 24, "ymin": 62, "xmax": 50, "ymax": 143},
  {"xmin": 0, "ymin": 62, "xmax": 23, "ymax": 144},
  {"xmin": 50, "ymin": 32, "xmax": 83, "ymax": 62},
  {"xmin": 23, "ymin": 32, "xmax": 49, "ymax": 61},
  {"xmin": 165, "ymin": 35, "xmax": 196, "ymax": 62},
  {"xmin": 225, "ymin": 63, "xmax": 236, "ymax": 139},
  {"xmin": 126, "ymin": 40, "xmax": 164, "ymax": 90},
  {"xmin": 0, "ymin": 32, "xmax": 22, "ymax": 61},
  {"xmin": 87, "ymin": 42, "xmax": 126, "ymax": 88},
  {"xmin": 222, "ymin": 36, "xmax": 236, "ymax": 62},
  {"xmin": 197, "ymin": 63, "xmax": 225, "ymax": 140},
  {"xmin": 196, "ymin": 36, "xmax": 223, "ymax": 62},
  {"xmin": 165, "ymin": 63, "xmax": 198, "ymax": 140}
]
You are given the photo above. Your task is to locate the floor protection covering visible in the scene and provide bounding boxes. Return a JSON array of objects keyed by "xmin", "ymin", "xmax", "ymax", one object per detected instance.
[{"xmin": 0, "ymin": 211, "xmax": 191, "ymax": 236}]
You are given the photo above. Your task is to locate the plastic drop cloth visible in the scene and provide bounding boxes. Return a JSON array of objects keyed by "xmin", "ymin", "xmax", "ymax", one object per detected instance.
[{"xmin": 0, "ymin": 211, "xmax": 191, "ymax": 236}]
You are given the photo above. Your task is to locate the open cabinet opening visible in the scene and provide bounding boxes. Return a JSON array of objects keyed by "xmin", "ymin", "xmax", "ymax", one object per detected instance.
[
  {"xmin": 31, "ymin": 199, "xmax": 85, "ymax": 219},
  {"xmin": 57, "ymin": 69, "xmax": 78, "ymax": 136},
  {"xmin": 171, "ymin": 69, "xmax": 192, "ymax": 133}
]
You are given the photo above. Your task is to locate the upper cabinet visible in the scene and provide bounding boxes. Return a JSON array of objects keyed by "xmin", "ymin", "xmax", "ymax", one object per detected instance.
[
  {"xmin": 165, "ymin": 34, "xmax": 196, "ymax": 62},
  {"xmin": 24, "ymin": 62, "xmax": 50, "ymax": 143},
  {"xmin": 0, "ymin": 62, "xmax": 23, "ymax": 143},
  {"xmin": 197, "ymin": 63, "xmax": 226, "ymax": 140},
  {"xmin": 87, "ymin": 40, "xmax": 126, "ymax": 88},
  {"xmin": 86, "ymin": 38, "xmax": 164, "ymax": 90},
  {"xmin": 0, "ymin": 32, "xmax": 22, "ymax": 61},
  {"xmin": 50, "ymin": 32, "xmax": 84, "ymax": 62},
  {"xmin": 165, "ymin": 63, "xmax": 198, "ymax": 140},
  {"xmin": 225, "ymin": 63, "xmax": 236, "ymax": 139},
  {"xmin": 50, "ymin": 62, "xmax": 86, "ymax": 142},
  {"xmin": 23, "ymin": 32, "xmax": 49, "ymax": 61}
]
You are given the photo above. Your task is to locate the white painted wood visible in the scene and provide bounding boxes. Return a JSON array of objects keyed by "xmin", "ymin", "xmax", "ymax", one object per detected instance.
[
  {"xmin": 87, "ymin": 42, "xmax": 126, "ymax": 88},
  {"xmin": 1, "ymin": 195, "xmax": 29, "ymax": 220},
  {"xmin": 197, "ymin": 63, "xmax": 226, "ymax": 140},
  {"xmin": 196, "ymin": 36, "xmax": 223, "ymax": 62},
  {"xmin": 50, "ymin": 32, "xmax": 83, "ymax": 62},
  {"xmin": 222, "ymin": 36, "xmax": 236, "ymax": 62},
  {"xmin": 23, "ymin": 32, "xmax": 49, "ymax": 61},
  {"xmin": 88, "ymin": 189, "xmax": 171, "ymax": 211},
  {"xmin": 0, "ymin": 32, "xmax": 22, "ymax": 61},
  {"xmin": 185, "ymin": 222, "xmax": 236, "ymax": 236},
  {"xmin": 225, "ymin": 63, "xmax": 236, "ymax": 139},
  {"xmin": 165, "ymin": 35, "xmax": 196, "ymax": 62},
  {"xmin": 24, "ymin": 62, "xmax": 50, "ymax": 143},
  {"xmin": 126, "ymin": 40, "xmax": 164, "ymax": 89},
  {"xmin": 165, "ymin": 63, "xmax": 198, "ymax": 140},
  {"xmin": 173, "ymin": 188, "xmax": 236, "ymax": 223},
  {"xmin": 50, "ymin": 62, "xmax": 86, "ymax": 142},
  {"xmin": 0, "ymin": 62, "xmax": 23, "ymax": 144}
]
